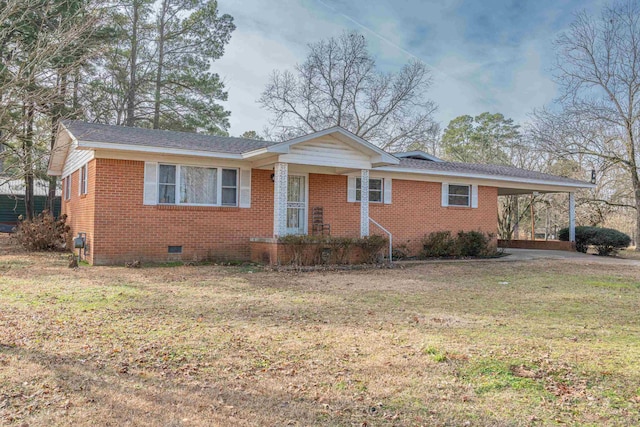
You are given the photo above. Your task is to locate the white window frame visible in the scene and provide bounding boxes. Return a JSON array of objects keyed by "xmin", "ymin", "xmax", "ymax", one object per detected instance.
[
  {"xmin": 447, "ymin": 184, "xmax": 470, "ymax": 207},
  {"xmin": 79, "ymin": 164, "xmax": 88, "ymax": 195},
  {"xmin": 157, "ymin": 163, "xmax": 239, "ymax": 207},
  {"xmin": 355, "ymin": 177, "xmax": 383, "ymax": 203},
  {"xmin": 64, "ymin": 175, "xmax": 71, "ymax": 200}
]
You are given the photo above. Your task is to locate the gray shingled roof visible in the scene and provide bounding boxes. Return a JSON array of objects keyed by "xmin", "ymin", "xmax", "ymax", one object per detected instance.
[
  {"xmin": 62, "ymin": 121, "xmax": 591, "ymax": 186},
  {"xmin": 63, "ymin": 120, "xmax": 275, "ymax": 154},
  {"xmin": 395, "ymin": 158, "xmax": 590, "ymax": 185}
]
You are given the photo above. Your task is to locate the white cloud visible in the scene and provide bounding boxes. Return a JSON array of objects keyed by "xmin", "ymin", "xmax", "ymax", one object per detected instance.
[
  {"xmin": 214, "ymin": 0, "xmax": 599, "ymax": 136},
  {"xmin": 216, "ymin": 0, "xmax": 346, "ymax": 136}
]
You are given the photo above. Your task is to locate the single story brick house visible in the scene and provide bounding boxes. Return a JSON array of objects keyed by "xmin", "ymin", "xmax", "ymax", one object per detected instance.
[{"xmin": 48, "ymin": 121, "xmax": 594, "ymax": 265}]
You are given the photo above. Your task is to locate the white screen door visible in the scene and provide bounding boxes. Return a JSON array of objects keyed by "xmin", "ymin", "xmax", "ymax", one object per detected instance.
[{"xmin": 286, "ymin": 175, "xmax": 306, "ymax": 235}]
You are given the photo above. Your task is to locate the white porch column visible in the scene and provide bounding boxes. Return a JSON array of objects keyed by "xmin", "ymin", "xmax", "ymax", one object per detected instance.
[
  {"xmin": 569, "ymin": 192, "xmax": 576, "ymax": 243},
  {"xmin": 273, "ymin": 162, "xmax": 288, "ymax": 237},
  {"xmin": 360, "ymin": 169, "xmax": 369, "ymax": 237}
]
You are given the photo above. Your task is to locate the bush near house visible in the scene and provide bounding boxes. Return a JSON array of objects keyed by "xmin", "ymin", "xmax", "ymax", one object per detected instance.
[
  {"xmin": 278, "ymin": 234, "xmax": 388, "ymax": 266},
  {"xmin": 421, "ymin": 230, "xmax": 496, "ymax": 258},
  {"xmin": 559, "ymin": 226, "xmax": 631, "ymax": 256},
  {"xmin": 11, "ymin": 210, "xmax": 70, "ymax": 251}
]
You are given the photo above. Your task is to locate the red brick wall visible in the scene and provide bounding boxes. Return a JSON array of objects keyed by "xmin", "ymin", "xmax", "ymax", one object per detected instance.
[
  {"xmin": 61, "ymin": 160, "xmax": 96, "ymax": 263},
  {"xmin": 498, "ymin": 239, "xmax": 574, "ymax": 251},
  {"xmin": 90, "ymin": 159, "xmax": 273, "ymax": 265},
  {"xmin": 249, "ymin": 240, "xmax": 280, "ymax": 264},
  {"xmin": 308, "ymin": 174, "xmax": 498, "ymax": 255},
  {"xmin": 64, "ymin": 159, "xmax": 498, "ymax": 265}
]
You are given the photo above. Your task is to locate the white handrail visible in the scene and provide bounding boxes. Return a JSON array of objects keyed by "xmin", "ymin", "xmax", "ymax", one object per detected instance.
[{"xmin": 369, "ymin": 217, "xmax": 393, "ymax": 263}]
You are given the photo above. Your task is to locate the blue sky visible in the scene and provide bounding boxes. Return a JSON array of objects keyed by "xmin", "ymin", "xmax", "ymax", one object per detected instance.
[{"xmin": 215, "ymin": 0, "xmax": 607, "ymax": 136}]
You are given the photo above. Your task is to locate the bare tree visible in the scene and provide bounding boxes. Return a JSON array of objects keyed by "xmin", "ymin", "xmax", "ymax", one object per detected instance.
[
  {"xmin": 259, "ymin": 31, "xmax": 438, "ymax": 151},
  {"xmin": 0, "ymin": 0, "xmax": 103, "ymax": 218},
  {"xmin": 534, "ymin": 0, "xmax": 640, "ymax": 248}
]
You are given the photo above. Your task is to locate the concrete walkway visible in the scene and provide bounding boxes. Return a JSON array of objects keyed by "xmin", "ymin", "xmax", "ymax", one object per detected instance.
[{"xmin": 501, "ymin": 248, "xmax": 640, "ymax": 265}]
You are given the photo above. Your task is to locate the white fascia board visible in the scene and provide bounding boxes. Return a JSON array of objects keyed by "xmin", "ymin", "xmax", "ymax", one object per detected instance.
[
  {"xmin": 241, "ymin": 147, "xmax": 270, "ymax": 158},
  {"xmin": 47, "ymin": 123, "xmax": 74, "ymax": 176},
  {"xmin": 376, "ymin": 166, "xmax": 596, "ymax": 191},
  {"xmin": 77, "ymin": 140, "xmax": 243, "ymax": 160}
]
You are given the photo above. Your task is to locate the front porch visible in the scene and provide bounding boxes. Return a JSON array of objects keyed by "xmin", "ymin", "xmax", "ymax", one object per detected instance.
[{"xmin": 249, "ymin": 164, "xmax": 392, "ymax": 265}]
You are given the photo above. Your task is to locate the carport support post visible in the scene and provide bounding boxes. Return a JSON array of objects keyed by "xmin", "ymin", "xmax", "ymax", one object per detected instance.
[
  {"xmin": 273, "ymin": 162, "xmax": 288, "ymax": 237},
  {"xmin": 569, "ymin": 192, "xmax": 576, "ymax": 243},
  {"xmin": 360, "ymin": 169, "xmax": 369, "ymax": 237}
]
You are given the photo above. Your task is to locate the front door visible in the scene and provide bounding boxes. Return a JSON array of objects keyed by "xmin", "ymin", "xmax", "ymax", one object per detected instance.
[{"xmin": 286, "ymin": 175, "xmax": 306, "ymax": 235}]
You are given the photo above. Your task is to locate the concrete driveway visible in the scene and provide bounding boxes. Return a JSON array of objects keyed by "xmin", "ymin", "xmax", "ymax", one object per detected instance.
[{"xmin": 502, "ymin": 248, "xmax": 640, "ymax": 265}]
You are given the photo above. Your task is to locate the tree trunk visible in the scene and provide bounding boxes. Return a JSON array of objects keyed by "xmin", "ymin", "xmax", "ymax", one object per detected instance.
[
  {"xmin": 47, "ymin": 72, "xmax": 67, "ymax": 213},
  {"xmin": 72, "ymin": 69, "xmax": 79, "ymax": 111},
  {"xmin": 47, "ymin": 126, "xmax": 58, "ymax": 213},
  {"xmin": 632, "ymin": 171, "xmax": 640, "ymax": 251},
  {"xmin": 626, "ymin": 126, "xmax": 640, "ymax": 251},
  {"xmin": 24, "ymin": 102, "xmax": 35, "ymax": 221},
  {"xmin": 152, "ymin": 0, "xmax": 167, "ymax": 129},
  {"xmin": 126, "ymin": 1, "xmax": 139, "ymax": 127}
]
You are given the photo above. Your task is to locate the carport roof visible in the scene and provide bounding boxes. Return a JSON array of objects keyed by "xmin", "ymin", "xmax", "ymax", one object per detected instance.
[{"xmin": 393, "ymin": 158, "xmax": 590, "ymax": 187}]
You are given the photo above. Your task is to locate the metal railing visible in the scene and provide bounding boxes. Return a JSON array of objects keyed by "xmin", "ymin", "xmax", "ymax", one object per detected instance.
[{"xmin": 369, "ymin": 217, "xmax": 393, "ymax": 263}]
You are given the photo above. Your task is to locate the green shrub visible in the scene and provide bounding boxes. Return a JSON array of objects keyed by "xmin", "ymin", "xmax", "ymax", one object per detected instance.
[
  {"xmin": 590, "ymin": 228, "xmax": 631, "ymax": 256},
  {"xmin": 11, "ymin": 210, "xmax": 70, "ymax": 251},
  {"xmin": 421, "ymin": 231, "xmax": 457, "ymax": 257},
  {"xmin": 392, "ymin": 244, "xmax": 409, "ymax": 260},
  {"xmin": 279, "ymin": 235, "xmax": 324, "ymax": 265},
  {"xmin": 558, "ymin": 226, "xmax": 597, "ymax": 253},
  {"xmin": 278, "ymin": 235, "xmax": 387, "ymax": 266},
  {"xmin": 324, "ymin": 236, "xmax": 355, "ymax": 264},
  {"xmin": 421, "ymin": 230, "xmax": 495, "ymax": 258},
  {"xmin": 457, "ymin": 231, "xmax": 491, "ymax": 257},
  {"xmin": 559, "ymin": 226, "xmax": 630, "ymax": 255},
  {"xmin": 356, "ymin": 234, "xmax": 388, "ymax": 263}
]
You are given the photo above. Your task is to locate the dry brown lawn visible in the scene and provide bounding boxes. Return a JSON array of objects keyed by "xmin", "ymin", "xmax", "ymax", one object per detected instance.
[
  {"xmin": 618, "ymin": 248, "xmax": 640, "ymax": 261},
  {"xmin": 1, "ymin": 235, "xmax": 640, "ymax": 426}
]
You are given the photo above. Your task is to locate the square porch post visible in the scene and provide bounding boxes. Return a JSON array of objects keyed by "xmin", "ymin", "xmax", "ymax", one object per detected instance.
[
  {"xmin": 569, "ymin": 192, "xmax": 575, "ymax": 243},
  {"xmin": 273, "ymin": 162, "xmax": 288, "ymax": 237},
  {"xmin": 360, "ymin": 169, "xmax": 369, "ymax": 237}
]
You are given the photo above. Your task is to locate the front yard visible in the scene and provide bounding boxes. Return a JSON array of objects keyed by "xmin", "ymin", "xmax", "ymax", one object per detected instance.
[{"xmin": 1, "ymin": 237, "xmax": 640, "ymax": 426}]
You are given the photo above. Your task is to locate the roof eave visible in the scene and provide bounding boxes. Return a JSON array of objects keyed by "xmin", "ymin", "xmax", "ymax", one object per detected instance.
[
  {"xmin": 47, "ymin": 123, "xmax": 74, "ymax": 176},
  {"xmin": 376, "ymin": 166, "xmax": 596, "ymax": 190},
  {"xmin": 77, "ymin": 140, "xmax": 245, "ymax": 159}
]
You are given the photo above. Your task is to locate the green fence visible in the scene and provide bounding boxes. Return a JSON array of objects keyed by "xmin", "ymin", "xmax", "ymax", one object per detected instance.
[{"xmin": 0, "ymin": 195, "xmax": 62, "ymax": 224}]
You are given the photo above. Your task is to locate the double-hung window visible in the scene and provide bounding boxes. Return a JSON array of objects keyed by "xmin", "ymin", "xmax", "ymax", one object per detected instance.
[
  {"xmin": 447, "ymin": 184, "xmax": 470, "ymax": 206},
  {"xmin": 221, "ymin": 169, "xmax": 238, "ymax": 206},
  {"xmin": 355, "ymin": 178, "xmax": 383, "ymax": 203},
  {"xmin": 159, "ymin": 165, "xmax": 177, "ymax": 204},
  {"xmin": 158, "ymin": 164, "xmax": 237, "ymax": 206},
  {"xmin": 79, "ymin": 164, "xmax": 88, "ymax": 195}
]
